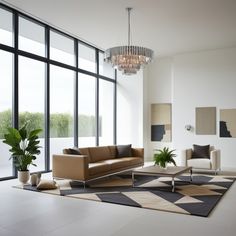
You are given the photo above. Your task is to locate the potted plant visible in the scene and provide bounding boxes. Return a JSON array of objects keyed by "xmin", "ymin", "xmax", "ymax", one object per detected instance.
[
  {"xmin": 3, "ymin": 123, "xmax": 42, "ymax": 184},
  {"xmin": 153, "ymin": 147, "xmax": 177, "ymax": 169}
]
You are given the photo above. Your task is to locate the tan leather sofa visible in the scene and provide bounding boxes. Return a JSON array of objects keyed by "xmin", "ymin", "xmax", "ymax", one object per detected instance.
[{"xmin": 52, "ymin": 145, "xmax": 144, "ymax": 185}]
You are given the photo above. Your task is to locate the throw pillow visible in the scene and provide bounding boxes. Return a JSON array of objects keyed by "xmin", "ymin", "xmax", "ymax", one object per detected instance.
[
  {"xmin": 68, "ymin": 148, "xmax": 81, "ymax": 155},
  {"xmin": 192, "ymin": 144, "xmax": 210, "ymax": 159},
  {"xmin": 36, "ymin": 180, "xmax": 57, "ymax": 190},
  {"xmin": 117, "ymin": 144, "xmax": 132, "ymax": 158}
]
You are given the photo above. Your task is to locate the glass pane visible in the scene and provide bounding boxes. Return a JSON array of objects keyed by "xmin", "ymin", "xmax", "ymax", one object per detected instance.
[
  {"xmin": 19, "ymin": 16, "xmax": 45, "ymax": 57},
  {"xmin": 78, "ymin": 43, "xmax": 96, "ymax": 73},
  {"xmin": 99, "ymin": 80, "xmax": 114, "ymax": 145},
  {"xmin": 0, "ymin": 50, "xmax": 13, "ymax": 178},
  {"xmin": 78, "ymin": 73, "xmax": 96, "ymax": 147},
  {"xmin": 19, "ymin": 56, "xmax": 45, "ymax": 172},
  {"xmin": 50, "ymin": 30, "xmax": 75, "ymax": 66},
  {"xmin": 99, "ymin": 52, "xmax": 114, "ymax": 79},
  {"xmin": 50, "ymin": 66, "xmax": 74, "ymax": 166},
  {"xmin": 0, "ymin": 7, "xmax": 13, "ymax": 46}
]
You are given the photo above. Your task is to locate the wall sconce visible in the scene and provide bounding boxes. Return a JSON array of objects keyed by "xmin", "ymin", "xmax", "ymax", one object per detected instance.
[{"xmin": 185, "ymin": 125, "xmax": 192, "ymax": 131}]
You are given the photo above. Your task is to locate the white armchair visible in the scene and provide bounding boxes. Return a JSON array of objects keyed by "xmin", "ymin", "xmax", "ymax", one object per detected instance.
[{"xmin": 181, "ymin": 146, "xmax": 221, "ymax": 174}]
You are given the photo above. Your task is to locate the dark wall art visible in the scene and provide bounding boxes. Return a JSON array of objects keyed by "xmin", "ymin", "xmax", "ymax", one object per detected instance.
[
  {"xmin": 220, "ymin": 109, "xmax": 236, "ymax": 138},
  {"xmin": 151, "ymin": 104, "xmax": 171, "ymax": 142}
]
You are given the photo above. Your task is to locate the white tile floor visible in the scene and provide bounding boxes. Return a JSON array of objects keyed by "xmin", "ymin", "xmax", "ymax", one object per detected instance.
[{"xmin": 0, "ymin": 171, "xmax": 236, "ymax": 236}]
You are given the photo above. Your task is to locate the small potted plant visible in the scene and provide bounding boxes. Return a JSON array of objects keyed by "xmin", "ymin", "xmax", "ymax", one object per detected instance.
[
  {"xmin": 3, "ymin": 122, "xmax": 42, "ymax": 184},
  {"xmin": 154, "ymin": 147, "xmax": 177, "ymax": 169}
]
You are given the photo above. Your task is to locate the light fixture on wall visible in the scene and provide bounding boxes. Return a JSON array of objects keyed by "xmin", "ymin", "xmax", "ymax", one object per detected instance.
[
  {"xmin": 104, "ymin": 8, "xmax": 154, "ymax": 75},
  {"xmin": 185, "ymin": 125, "xmax": 192, "ymax": 131}
]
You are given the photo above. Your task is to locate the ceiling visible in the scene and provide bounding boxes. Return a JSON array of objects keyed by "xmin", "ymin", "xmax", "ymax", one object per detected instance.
[{"xmin": 2, "ymin": 0, "xmax": 236, "ymax": 58}]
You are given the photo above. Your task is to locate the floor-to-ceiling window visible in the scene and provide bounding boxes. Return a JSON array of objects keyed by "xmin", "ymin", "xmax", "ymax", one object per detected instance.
[
  {"xmin": 50, "ymin": 66, "xmax": 75, "ymax": 165},
  {"xmin": 0, "ymin": 7, "xmax": 13, "ymax": 46},
  {"xmin": 19, "ymin": 56, "xmax": 45, "ymax": 172},
  {"xmin": 78, "ymin": 73, "xmax": 96, "ymax": 147},
  {"xmin": 0, "ymin": 3, "xmax": 116, "ymax": 180},
  {"xmin": 0, "ymin": 50, "xmax": 13, "ymax": 178},
  {"xmin": 99, "ymin": 52, "xmax": 116, "ymax": 145},
  {"xmin": 0, "ymin": 7, "xmax": 14, "ymax": 178}
]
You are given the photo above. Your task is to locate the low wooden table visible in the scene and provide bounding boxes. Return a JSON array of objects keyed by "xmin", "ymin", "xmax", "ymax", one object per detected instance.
[{"xmin": 132, "ymin": 166, "xmax": 192, "ymax": 192}]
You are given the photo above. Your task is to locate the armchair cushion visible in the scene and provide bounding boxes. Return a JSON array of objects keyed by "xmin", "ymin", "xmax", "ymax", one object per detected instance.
[
  {"xmin": 192, "ymin": 144, "xmax": 210, "ymax": 159},
  {"xmin": 187, "ymin": 158, "xmax": 211, "ymax": 169}
]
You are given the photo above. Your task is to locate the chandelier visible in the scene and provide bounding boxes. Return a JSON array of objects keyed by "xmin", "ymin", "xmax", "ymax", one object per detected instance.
[{"xmin": 104, "ymin": 8, "xmax": 154, "ymax": 75}]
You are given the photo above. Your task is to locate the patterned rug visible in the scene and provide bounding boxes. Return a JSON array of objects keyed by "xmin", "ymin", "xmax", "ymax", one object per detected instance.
[{"xmin": 17, "ymin": 174, "xmax": 235, "ymax": 217}]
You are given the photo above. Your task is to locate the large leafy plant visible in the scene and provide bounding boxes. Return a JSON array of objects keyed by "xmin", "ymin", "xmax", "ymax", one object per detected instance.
[
  {"xmin": 3, "ymin": 123, "xmax": 42, "ymax": 171},
  {"xmin": 154, "ymin": 147, "xmax": 177, "ymax": 168}
]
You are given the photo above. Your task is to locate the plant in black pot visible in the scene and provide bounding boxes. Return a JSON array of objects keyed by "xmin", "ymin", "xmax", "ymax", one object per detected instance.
[
  {"xmin": 153, "ymin": 147, "xmax": 177, "ymax": 169},
  {"xmin": 3, "ymin": 122, "xmax": 42, "ymax": 184}
]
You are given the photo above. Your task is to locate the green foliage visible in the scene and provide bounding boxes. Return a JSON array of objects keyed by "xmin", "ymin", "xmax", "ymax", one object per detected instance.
[
  {"xmin": 2, "ymin": 122, "xmax": 42, "ymax": 171},
  {"xmin": 0, "ymin": 109, "xmax": 12, "ymax": 139},
  {"xmin": 0, "ymin": 110, "xmax": 99, "ymax": 139},
  {"xmin": 79, "ymin": 115, "xmax": 96, "ymax": 137},
  {"xmin": 50, "ymin": 113, "xmax": 73, "ymax": 137},
  {"xmin": 153, "ymin": 147, "xmax": 177, "ymax": 168},
  {"xmin": 19, "ymin": 112, "xmax": 44, "ymax": 137}
]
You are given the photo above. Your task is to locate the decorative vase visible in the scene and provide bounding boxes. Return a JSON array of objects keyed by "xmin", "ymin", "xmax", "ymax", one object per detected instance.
[
  {"xmin": 18, "ymin": 170, "xmax": 30, "ymax": 184},
  {"xmin": 160, "ymin": 164, "xmax": 168, "ymax": 170},
  {"xmin": 30, "ymin": 174, "xmax": 38, "ymax": 186}
]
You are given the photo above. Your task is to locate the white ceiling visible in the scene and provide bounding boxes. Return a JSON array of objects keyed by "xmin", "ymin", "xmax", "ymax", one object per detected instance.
[{"xmin": 2, "ymin": 0, "xmax": 236, "ymax": 58}]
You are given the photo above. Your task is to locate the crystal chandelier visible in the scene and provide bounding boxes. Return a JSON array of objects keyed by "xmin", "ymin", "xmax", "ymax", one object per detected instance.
[{"xmin": 104, "ymin": 8, "xmax": 154, "ymax": 75}]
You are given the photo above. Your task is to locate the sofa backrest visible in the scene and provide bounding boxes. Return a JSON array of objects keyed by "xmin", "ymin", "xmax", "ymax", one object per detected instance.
[
  {"xmin": 89, "ymin": 146, "xmax": 115, "ymax": 163},
  {"xmin": 63, "ymin": 145, "xmax": 141, "ymax": 163},
  {"xmin": 79, "ymin": 148, "xmax": 91, "ymax": 162},
  {"xmin": 63, "ymin": 147, "xmax": 91, "ymax": 162}
]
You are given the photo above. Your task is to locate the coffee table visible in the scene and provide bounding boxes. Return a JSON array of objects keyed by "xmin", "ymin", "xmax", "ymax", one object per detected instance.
[{"xmin": 132, "ymin": 166, "xmax": 192, "ymax": 192}]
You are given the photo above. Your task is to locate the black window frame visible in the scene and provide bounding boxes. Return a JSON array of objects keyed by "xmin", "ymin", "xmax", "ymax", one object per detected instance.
[{"xmin": 0, "ymin": 3, "xmax": 117, "ymax": 181}]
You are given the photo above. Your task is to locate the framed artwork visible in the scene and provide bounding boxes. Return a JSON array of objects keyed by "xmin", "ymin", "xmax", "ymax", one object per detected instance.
[
  {"xmin": 195, "ymin": 107, "xmax": 216, "ymax": 135},
  {"xmin": 151, "ymin": 103, "xmax": 171, "ymax": 142},
  {"xmin": 220, "ymin": 109, "xmax": 236, "ymax": 138}
]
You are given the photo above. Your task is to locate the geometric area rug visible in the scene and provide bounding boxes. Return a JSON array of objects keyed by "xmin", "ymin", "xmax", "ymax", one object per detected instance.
[{"xmin": 16, "ymin": 174, "xmax": 235, "ymax": 217}]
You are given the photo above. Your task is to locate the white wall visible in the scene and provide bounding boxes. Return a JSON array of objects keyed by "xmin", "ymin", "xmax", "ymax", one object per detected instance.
[
  {"xmin": 146, "ymin": 47, "xmax": 236, "ymax": 168},
  {"xmin": 143, "ymin": 58, "xmax": 173, "ymax": 160},
  {"xmin": 116, "ymin": 70, "xmax": 143, "ymax": 148},
  {"xmin": 173, "ymin": 47, "xmax": 236, "ymax": 168}
]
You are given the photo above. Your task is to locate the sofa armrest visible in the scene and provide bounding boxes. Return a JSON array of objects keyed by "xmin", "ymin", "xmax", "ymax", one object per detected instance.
[
  {"xmin": 131, "ymin": 148, "xmax": 144, "ymax": 159},
  {"xmin": 210, "ymin": 149, "xmax": 221, "ymax": 170},
  {"xmin": 180, "ymin": 149, "xmax": 192, "ymax": 166},
  {"xmin": 52, "ymin": 154, "xmax": 89, "ymax": 181}
]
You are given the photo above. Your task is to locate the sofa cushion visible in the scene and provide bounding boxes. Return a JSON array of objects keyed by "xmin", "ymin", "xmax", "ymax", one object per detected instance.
[
  {"xmin": 117, "ymin": 144, "xmax": 132, "ymax": 158},
  {"xmin": 89, "ymin": 146, "xmax": 111, "ymax": 162},
  {"xmin": 63, "ymin": 148, "xmax": 71, "ymax": 154},
  {"xmin": 78, "ymin": 148, "xmax": 91, "ymax": 162},
  {"xmin": 89, "ymin": 162, "xmax": 111, "ymax": 176},
  {"xmin": 68, "ymin": 148, "xmax": 81, "ymax": 155},
  {"xmin": 108, "ymin": 145, "xmax": 117, "ymax": 159},
  {"xmin": 36, "ymin": 180, "xmax": 57, "ymax": 190},
  {"xmin": 192, "ymin": 144, "xmax": 210, "ymax": 159},
  {"xmin": 120, "ymin": 157, "xmax": 143, "ymax": 166},
  {"xmin": 187, "ymin": 158, "xmax": 211, "ymax": 169},
  {"xmin": 103, "ymin": 159, "xmax": 131, "ymax": 170}
]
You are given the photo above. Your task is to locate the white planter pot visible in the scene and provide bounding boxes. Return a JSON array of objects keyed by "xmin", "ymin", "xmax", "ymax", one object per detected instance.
[{"xmin": 18, "ymin": 170, "xmax": 30, "ymax": 184}]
